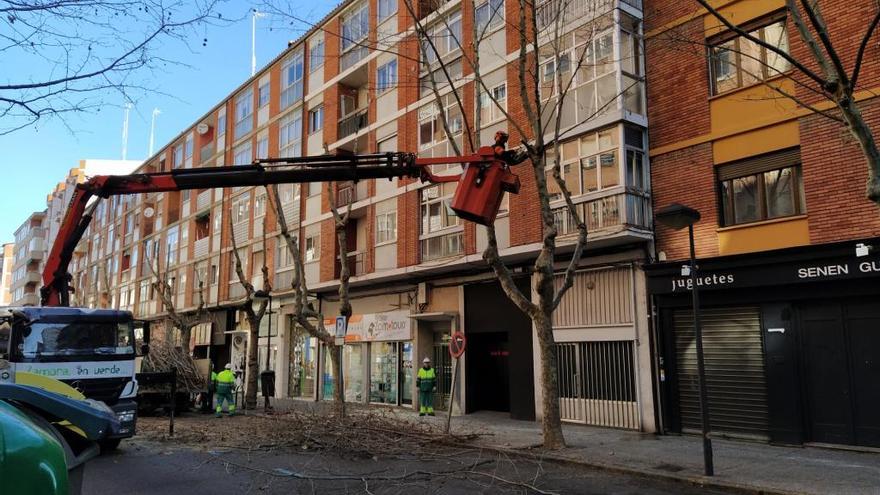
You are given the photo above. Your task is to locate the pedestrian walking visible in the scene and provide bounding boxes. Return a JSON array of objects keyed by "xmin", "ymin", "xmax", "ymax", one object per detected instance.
[
  {"xmin": 215, "ymin": 363, "xmax": 236, "ymax": 418},
  {"xmin": 416, "ymin": 357, "xmax": 436, "ymax": 416}
]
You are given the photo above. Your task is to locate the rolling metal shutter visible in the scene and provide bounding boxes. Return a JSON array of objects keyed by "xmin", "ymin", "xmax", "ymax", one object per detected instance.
[{"xmin": 674, "ymin": 307, "xmax": 769, "ymax": 439}]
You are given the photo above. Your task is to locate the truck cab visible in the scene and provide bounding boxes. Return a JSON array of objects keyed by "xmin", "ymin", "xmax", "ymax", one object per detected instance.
[{"xmin": 0, "ymin": 307, "xmax": 138, "ymax": 447}]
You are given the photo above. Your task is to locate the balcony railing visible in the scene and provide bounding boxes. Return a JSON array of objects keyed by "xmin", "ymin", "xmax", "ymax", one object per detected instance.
[
  {"xmin": 553, "ymin": 191, "xmax": 651, "ymax": 236},
  {"xmin": 535, "ymin": 0, "xmax": 613, "ymax": 29},
  {"xmin": 194, "ymin": 237, "xmax": 210, "ymax": 258},
  {"xmin": 338, "ymin": 109, "xmax": 368, "ymax": 140},
  {"xmin": 421, "ymin": 231, "xmax": 464, "ymax": 262},
  {"xmin": 335, "ymin": 251, "xmax": 366, "ymax": 278}
]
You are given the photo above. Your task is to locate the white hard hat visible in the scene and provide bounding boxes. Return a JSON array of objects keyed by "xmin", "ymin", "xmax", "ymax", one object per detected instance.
[
  {"xmin": 423, "ymin": 357, "xmax": 431, "ymax": 363},
  {"xmin": 225, "ymin": 363, "xmax": 232, "ymax": 370}
]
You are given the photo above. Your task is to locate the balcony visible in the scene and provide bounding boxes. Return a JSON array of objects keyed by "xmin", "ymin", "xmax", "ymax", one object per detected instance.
[
  {"xmin": 337, "ymin": 109, "xmax": 368, "ymax": 140},
  {"xmin": 334, "ymin": 181, "xmax": 369, "ymax": 208},
  {"xmin": 535, "ymin": 0, "xmax": 613, "ymax": 30},
  {"xmin": 335, "ymin": 251, "xmax": 366, "ymax": 278},
  {"xmin": 552, "ymin": 191, "xmax": 652, "ymax": 245},
  {"xmin": 25, "ymin": 271, "xmax": 41, "ymax": 285},
  {"xmin": 421, "ymin": 231, "xmax": 464, "ymax": 262},
  {"xmin": 25, "ymin": 237, "xmax": 45, "ymax": 263},
  {"xmin": 194, "ymin": 237, "xmax": 210, "ymax": 258},
  {"xmin": 17, "ymin": 292, "xmax": 39, "ymax": 307}
]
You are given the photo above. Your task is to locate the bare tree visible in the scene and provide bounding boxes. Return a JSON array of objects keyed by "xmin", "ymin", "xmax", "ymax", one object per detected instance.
[
  {"xmin": 267, "ymin": 182, "xmax": 349, "ymax": 416},
  {"xmin": 144, "ymin": 243, "xmax": 208, "ymax": 352},
  {"xmin": 227, "ymin": 205, "xmax": 270, "ymax": 410},
  {"xmin": 0, "ymin": 0, "xmax": 230, "ymax": 134},
  {"xmin": 403, "ymin": 0, "xmax": 637, "ymax": 449},
  {"xmin": 659, "ymin": 0, "xmax": 880, "ymax": 205}
]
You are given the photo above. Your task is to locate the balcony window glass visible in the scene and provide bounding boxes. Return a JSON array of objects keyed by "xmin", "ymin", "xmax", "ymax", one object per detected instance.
[
  {"xmin": 281, "ymin": 51, "xmax": 304, "ymax": 110},
  {"xmin": 378, "ymin": 0, "xmax": 396, "ymax": 21},
  {"xmin": 308, "ymin": 105, "xmax": 323, "ymax": 134},
  {"xmin": 185, "ymin": 134, "xmax": 193, "ymax": 160},
  {"xmin": 420, "ymin": 183, "xmax": 458, "ymax": 234},
  {"xmin": 233, "ymin": 193, "xmax": 250, "ymax": 224},
  {"xmin": 279, "ymin": 110, "xmax": 303, "ymax": 157},
  {"xmin": 173, "ymin": 145, "xmax": 183, "ymax": 169},
  {"xmin": 235, "ymin": 89, "xmax": 254, "ymax": 139},
  {"xmin": 478, "ymin": 83, "xmax": 507, "ymax": 125},
  {"xmin": 709, "ymin": 17, "xmax": 791, "ymax": 95},
  {"xmin": 475, "ymin": 0, "xmax": 504, "ymax": 35},
  {"xmin": 345, "ymin": 344, "xmax": 366, "ymax": 402},
  {"xmin": 217, "ymin": 113, "xmax": 226, "ymax": 136},
  {"xmin": 309, "ymin": 39, "xmax": 324, "ymax": 71},
  {"xmin": 256, "ymin": 135, "xmax": 269, "ymax": 160},
  {"xmin": 370, "ymin": 342, "xmax": 398, "ymax": 404},
  {"xmin": 233, "ymin": 141, "xmax": 253, "ymax": 166},
  {"xmin": 341, "ymin": 3, "xmax": 369, "ymax": 52},
  {"xmin": 418, "ymin": 95, "xmax": 462, "ymax": 149},
  {"xmin": 258, "ymin": 83, "xmax": 270, "ymax": 108},
  {"xmin": 377, "ymin": 60, "xmax": 398, "ymax": 93},
  {"xmin": 376, "ymin": 210, "xmax": 397, "ymax": 244}
]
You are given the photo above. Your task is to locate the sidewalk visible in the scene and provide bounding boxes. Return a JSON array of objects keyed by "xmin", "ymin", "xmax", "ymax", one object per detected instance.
[{"xmin": 446, "ymin": 411, "xmax": 880, "ymax": 495}]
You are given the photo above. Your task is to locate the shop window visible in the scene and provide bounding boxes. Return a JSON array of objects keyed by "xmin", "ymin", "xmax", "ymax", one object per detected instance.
[
  {"xmin": 344, "ymin": 345, "xmax": 365, "ymax": 402},
  {"xmin": 709, "ymin": 14, "xmax": 791, "ymax": 95},
  {"xmin": 289, "ymin": 324, "xmax": 318, "ymax": 398},
  {"xmin": 370, "ymin": 342, "xmax": 399, "ymax": 404},
  {"xmin": 717, "ymin": 148, "xmax": 805, "ymax": 226}
]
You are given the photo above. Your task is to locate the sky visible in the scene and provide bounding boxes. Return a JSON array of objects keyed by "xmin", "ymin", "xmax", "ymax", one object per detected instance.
[{"xmin": 0, "ymin": 0, "xmax": 335, "ymax": 244}]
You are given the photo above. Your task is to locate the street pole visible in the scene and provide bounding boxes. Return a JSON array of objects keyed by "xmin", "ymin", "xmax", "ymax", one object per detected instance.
[
  {"xmin": 445, "ymin": 357, "xmax": 459, "ymax": 434},
  {"xmin": 689, "ymin": 224, "xmax": 714, "ymax": 476},
  {"xmin": 264, "ymin": 295, "xmax": 273, "ymax": 411}
]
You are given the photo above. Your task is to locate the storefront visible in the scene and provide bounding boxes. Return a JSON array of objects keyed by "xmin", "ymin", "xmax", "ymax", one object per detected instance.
[
  {"xmin": 647, "ymin": 238, "xmax": 880, "ymax": 448},
  {"xmin": 319, "ymin": 311, "xmax": 414, "ymax": 407}
]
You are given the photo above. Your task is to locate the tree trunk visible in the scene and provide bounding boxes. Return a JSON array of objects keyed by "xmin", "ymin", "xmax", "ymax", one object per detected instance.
[
  {"xmin": 178, "ymin": 325, "xmax": 193, "ymax": 353},
  {"xmin": 836, "ymin": 94, "xmax": 880, "ymax": 204},
  {"xmin": 534, "ymin": 310, "xmax": 566, "ymax": 449},
  {"xmin": 244, "ymin": 319, "xmax": 260, "ymax": 409},
  {"xmin": 329, "ymin": 344, "xmax": 346, "ymax": 417}
]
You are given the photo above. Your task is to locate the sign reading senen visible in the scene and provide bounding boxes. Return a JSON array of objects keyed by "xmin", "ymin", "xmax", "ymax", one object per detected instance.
[{"xmin": 324, "ymin": 311, "xmax": 412, "ymax": 342}]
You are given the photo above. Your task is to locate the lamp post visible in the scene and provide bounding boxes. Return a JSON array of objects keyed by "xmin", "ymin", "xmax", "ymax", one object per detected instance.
[
  {"xmin": 655, "ymin": 203, "xmax": 714, "ymax": 476},
  {"xmin": 253, "ymin": 289, "xmax": 274, "ymax": 411}
]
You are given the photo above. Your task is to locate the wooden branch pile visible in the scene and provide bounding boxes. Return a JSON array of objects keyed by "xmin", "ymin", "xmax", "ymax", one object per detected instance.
[{"xmin": 140, "ymin": 341, "xmax": 207, "ymax": 393}]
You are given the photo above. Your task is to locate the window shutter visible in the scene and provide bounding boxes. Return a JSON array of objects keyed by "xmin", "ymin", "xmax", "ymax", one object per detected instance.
[{"xmin": 716, "ymin": 147, "xmax": 800, "ymax": 181}]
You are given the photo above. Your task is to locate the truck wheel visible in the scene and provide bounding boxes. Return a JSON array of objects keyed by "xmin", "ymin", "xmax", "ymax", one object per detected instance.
[{"xmin": 98, "ymin": 438, "xmax": 122, "ymax": 452}]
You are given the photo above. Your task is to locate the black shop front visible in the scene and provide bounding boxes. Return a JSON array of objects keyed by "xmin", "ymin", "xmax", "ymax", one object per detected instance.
[{"xmin": 646, "ymin": 238, "xmax": 880, "ymax": 448}]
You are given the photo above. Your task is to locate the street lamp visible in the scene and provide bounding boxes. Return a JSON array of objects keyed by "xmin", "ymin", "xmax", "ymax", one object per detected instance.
[
  {"xmin": 253, "ymin": 289, "xmax": 274, "ymax": 411},
  {"xmin": 655, "ymin": 203, "xmax": 714, "ymax": 477}
]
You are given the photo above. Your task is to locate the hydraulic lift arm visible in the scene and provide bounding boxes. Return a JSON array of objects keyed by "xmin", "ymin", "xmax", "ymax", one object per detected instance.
[{"xmin": 42, "ymin": 144, "xmax": 521, "ymax": 307}]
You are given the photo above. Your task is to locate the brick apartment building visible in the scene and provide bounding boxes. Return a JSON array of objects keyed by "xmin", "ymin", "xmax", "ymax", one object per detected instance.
[
  {"xmin": 63, "ymin": 0, "xmax": 658, "ymax": 429},
  {"xmin": 0, "ymin": 243, "xmax": 15, "ymax": 305},
  {"xmin": 11, "ymin": 212, "xmax": 46, "ymax": 307},
  {"xmin": 645, "ymin": 0, "xmax": 880, "ymax": 448}
]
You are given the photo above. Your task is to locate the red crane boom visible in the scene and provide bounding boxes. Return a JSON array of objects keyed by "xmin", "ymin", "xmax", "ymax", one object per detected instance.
[{"xmin": 42, "ymin": 145, "xmax": 521, "ymax": 307}]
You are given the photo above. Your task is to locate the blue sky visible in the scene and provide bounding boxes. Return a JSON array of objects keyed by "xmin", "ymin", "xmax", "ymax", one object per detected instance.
[{"xmin": 0, "ymin": 1, "xmax": 333, "ymax": 243}]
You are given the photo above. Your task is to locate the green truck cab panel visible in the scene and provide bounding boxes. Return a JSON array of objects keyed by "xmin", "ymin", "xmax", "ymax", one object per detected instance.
[{"xmin": 0, "ymin": 400, "xmax": 69, "ymax": 495}]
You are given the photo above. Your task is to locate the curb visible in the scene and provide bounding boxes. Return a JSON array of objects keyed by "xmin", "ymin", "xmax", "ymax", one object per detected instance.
[{"xmin": 472, "ymin": 442, "xmax": 802, "ymax": 495}]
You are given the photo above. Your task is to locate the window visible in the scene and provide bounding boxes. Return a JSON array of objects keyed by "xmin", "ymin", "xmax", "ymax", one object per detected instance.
[
  {"xmin": 258, "ymin": 83, "xmax": 270, "ymax": 108},
  {"xmin": 475, "ymin": 0, "xmax": 504, "ymax": 35},
  {"xmin": 185, "ymin": 134, "xmax": 193, "ymax": 160},
  {"xmin": 233, "ymin": 193, "xmax": 251, "ymax": 224},
  {"xmin": 308, "ymin": 105, "xmax": 323, "ymax": 134},
  {"xmin": 165, "ymin": 227, "xmax": 179, "ymax": 266},
  {"xmin": 421, "ymin": 11, "xmax": 462, "ymax": 64},
  {"xmin": 173, "ymin": 145, "xmax": 184, "ymax": 169},
  {"xmin": 233, "ymin": 141, "xmax": 252, "ymax": 166},
  {"xmin": 257, "ymin": 135, "xmax": 269, "ymax": 160},
  {"xmin": 305, "ymin": 234, "xmax": 320, "ymax": 262},
  {"xmin": 709, "ymin": 16, "xmax": 791, "ymax": 95},
  {"xmin": 341, "ymin": 3, "xmax": 369, "ymax": 52},
  {"xmin": 419, "ymin": 59, "xmax": 462, "ymax": 98},
  {"xmin": 309, "ymin": 38, "xmax": 324, "ymax": 71},
  {"xmin": 281, "ymin": 51, "xmax": 304, "ymax": 110},
  {"xmin": 378, "ymin": 0, "xmax": 396, "ymax": 21},
  {"xmin": 718, "ymin": 149, "xmax": 804, "ymax": 226},
  {"xmin": 235, "ymin": 89, "xmax": 254, "ymax": 139},
  {"xmin": 546, "ymin": 127, "xmax": 620, "ymax": 199},
  {"xmin": 377, "ymin": 60, "xmax": 397, "ymax": 93},
  {"xmin": 376, "ymin": 210, "xmax": 397, "ymax": 244},
  {"xmin": 254, "ymin": 194, "xmax": 267, "ymax": 218},
  {"xmin": 478, "ymin": 83, "xmax": 507, "ymax": 124},
  {"xmin": 418, "ymin": 95, "xmax": 463, "ymax": 149},
  {"xmin": 279, "ymin": 110, "xmax": 303, "ymax": 157},
  {"xmin": 420, "ymin": 183, "xmax": 458, "ymax": 234},
  {"xmin": 276, "ymin": 237, "xmax": 294, "ymax": 268},
  {"xmin": 217, "ymin": 112, "xmax": 227, "ymax": 136}
]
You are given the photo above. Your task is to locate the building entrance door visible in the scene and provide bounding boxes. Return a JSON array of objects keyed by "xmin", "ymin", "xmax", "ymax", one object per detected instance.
[
  {"xmin": 468, "ymin": 332, "xmax": 510, "ymax": 413},
  {"xmin": 799, "ymin": 301, "xmax": 880, "ymax": 447}
]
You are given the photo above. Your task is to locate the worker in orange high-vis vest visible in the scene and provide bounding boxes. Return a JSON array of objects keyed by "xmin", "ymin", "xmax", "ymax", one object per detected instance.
[{"xmin": 416, "ymin": 357, "xmax": 436, "ymax": 416}]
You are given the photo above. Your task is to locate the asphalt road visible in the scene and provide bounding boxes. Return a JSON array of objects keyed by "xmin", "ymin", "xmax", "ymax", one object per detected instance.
[{"xmin": 82, "ymin": 439, "xmax": 732, "ymax": 495}]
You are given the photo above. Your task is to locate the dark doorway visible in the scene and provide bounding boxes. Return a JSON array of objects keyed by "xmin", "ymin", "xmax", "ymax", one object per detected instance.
[
  {"xmin": 468, "ymin": 332, "xmax": 510, "ymax": 412},
  {"xmin": 799, "ymin": 300, "xmax": 880, "ymax": 447},
  {"xmin": 464, "ymin": 279, "xmax": 535, "ymax": 420}
]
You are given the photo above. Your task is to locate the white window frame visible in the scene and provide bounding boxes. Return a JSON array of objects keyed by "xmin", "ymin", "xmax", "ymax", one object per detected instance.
[
  {"xmin": 233, "ymin": 141, "xmax": 253, "ymax": 166},
  {"xmin": 308, "ymin": 105, "xmax": 323, "ymax": 134},
  {"xmin": 309, "ymin": 38, "xmax": 324, "ymax": 72},
  {"xmin": 377, "ymin": 59, "xmax": 398, "ymax": 93},
  {"xmin": 235, "ymin": 89, "xmax": 254, "ymax": 139},
  {"xmin": 375, "ymin": 210, "xmax": 397, "ymax": 244},
  {"xmin": 341, "ymin": 3, "xmax": 369, "ymax": 53},
  {"xmin": 256, "ymin": 135, "xmax": 269, "ymax": 160},
  {"xmin": 478, "ymin": 82, "xmax": 507, "ymax": 125},
  {"xmin": 304, "ymin": 234, "xmax": 320, "ymax": 262},
  {"xmin": 258, "ymin": 82, "xmax": 270, "ymax": 108},
  {"xmin": 281, "ymin": 51, "xmax": 304, "ymax": 110},
  {"xmin": 279, "ymin": 110, "xmax": 303, "ymax": 157},
  {"xmin": 378, "ymin": 0, "xmax": 396, "ymax": 22},
  {"xmin": 475, "ymin": 0, "xmax": 504, "ymax": 35}
]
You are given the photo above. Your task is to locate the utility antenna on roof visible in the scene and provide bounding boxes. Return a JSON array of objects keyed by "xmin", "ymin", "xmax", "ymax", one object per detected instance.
[{"xmin": 121, "ymin": 103, "xmax": 132, "ymax": 161}]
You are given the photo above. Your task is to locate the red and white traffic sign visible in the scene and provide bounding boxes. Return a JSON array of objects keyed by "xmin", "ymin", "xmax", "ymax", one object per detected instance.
[{"xmin": 449, "ymin": 331, "xmax": 467, "ymax": 358}]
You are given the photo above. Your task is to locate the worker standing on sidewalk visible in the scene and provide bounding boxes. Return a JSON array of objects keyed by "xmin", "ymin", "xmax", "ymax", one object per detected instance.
[
  {"xmin": 416, "ymin": 357, "xmax": 436, "ymax": 416},
  {"xmin": 215, "ymin": 363, "xmax": 236, "ymax": 418}
]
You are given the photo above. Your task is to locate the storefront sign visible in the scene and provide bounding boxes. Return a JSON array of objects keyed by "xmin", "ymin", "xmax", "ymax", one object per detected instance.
[
  {"xmin": 324, "ymin": 311, "xmax": 412, "ymax": 342},
  {"xmin": 647, "ymin": 244, "xmax": 880, "ymax": 295}
]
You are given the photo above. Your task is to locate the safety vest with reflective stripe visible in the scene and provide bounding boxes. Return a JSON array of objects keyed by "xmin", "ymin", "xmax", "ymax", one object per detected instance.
[{"xmin": 417, "ymin": 367, "xmax": 436, "ymax": 392}]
